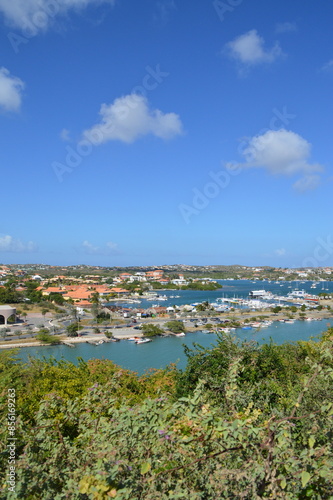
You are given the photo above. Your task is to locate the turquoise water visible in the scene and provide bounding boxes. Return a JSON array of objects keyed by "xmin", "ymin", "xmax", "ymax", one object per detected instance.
[{"xmin": 15, "ymin": 318, "xmax": 331, "ymax": 375}]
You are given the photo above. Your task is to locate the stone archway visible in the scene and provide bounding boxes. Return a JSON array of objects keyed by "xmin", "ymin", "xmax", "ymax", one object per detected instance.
[{"xmin": 0, "ymin": 306, "xmax": 16, "ymax": 325}]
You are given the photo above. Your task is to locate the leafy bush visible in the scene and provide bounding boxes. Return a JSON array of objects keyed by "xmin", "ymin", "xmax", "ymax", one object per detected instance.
[
  {"xmin": 165, "ymin": 320, "xmax": 186, "ymax": 333},
  {"xmin": 0, "ymin": 332, "xmax": 332, "ymax": 498},
  {"xmin": 140, "ymin": 324, "xmax": 164, "ymax": 337}
]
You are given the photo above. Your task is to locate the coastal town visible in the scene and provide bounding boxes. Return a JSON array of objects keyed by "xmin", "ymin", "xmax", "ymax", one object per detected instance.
[{"xmin": 1, "ymin": 263, "xmax": 333, "ymax": 348}]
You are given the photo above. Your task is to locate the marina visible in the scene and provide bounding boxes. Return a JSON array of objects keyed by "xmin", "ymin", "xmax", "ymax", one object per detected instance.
[
  {"xmin": 106, "ymin": 279, "xmax": 332, "ymax": 312},
  {"xmin": 5, "ymin": 280, "xmax": 332, "ymax": 374}
]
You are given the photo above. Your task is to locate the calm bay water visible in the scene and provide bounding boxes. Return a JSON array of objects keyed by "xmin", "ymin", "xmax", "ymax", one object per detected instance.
[{"xmin": 16, "ymin": 325, "xmax": 332, "ymax": 374}]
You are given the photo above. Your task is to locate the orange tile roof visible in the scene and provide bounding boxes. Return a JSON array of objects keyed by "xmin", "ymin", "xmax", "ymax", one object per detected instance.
[
  {"xmin": 75, "ymin": 300, "xmax": 93, "ymax": 306},
  {"xmin": 43, "ymin": 287, "xmax": 66, "ymax": 293},
  {"xmin": 64, "ymin": 291, "xmax": 93, "ymax": 299}
]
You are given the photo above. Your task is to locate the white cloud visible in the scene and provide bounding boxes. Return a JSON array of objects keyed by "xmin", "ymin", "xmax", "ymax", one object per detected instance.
[
  {"xmin": 240, "ymin": 129, "xmax": 324, "ymax": 191},
  {"xmin": 82, "ymin": 240, "xmax": 99, "ymax": 254},
  {"xmin": 275, "ymin": 22, "xmax": 297, "ymax": 34},
  {"xmin": 275, "ymin": 248, "xmax": 286, "ymax": 256},
  {"xmin": 0, "ymin": 0, "xmax": 115, "ymax": 34},
  {"xmin": 83, "ymin": 94, "xmax": 183, "ymax": 144},
  {"xmin": 0, "ymin": 67, "xmax": 24, "ymax": 112},
  {"xmin": 60, "ymin": 128, "xmax": 71, "ymax": 142},
  {"xmin": 321, "ymin": 59, "xmax": 333, "ymax": 72},
  {"xmin": 0, "ymin": 234, "xmax": 37, "ymax": 252},
  {"xmin": 106, "ymin": 241, "xmax": 118, "ymax": 251},
  {"xmin": 225, "ymin": 29, "xmax": 282, "ymax": 66},
  {"xmin": 82, "ymin": 240, "xmax": 120, "ymax": 255},
  {"xmin": 293, "ymin": 175, "xmax": 321, "ymax": 193}
]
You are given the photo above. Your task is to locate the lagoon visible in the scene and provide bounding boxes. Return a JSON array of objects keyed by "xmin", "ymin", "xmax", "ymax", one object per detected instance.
[{"xmin": 15, "ymin": 318, "xmax": 331, "ymax": 375}]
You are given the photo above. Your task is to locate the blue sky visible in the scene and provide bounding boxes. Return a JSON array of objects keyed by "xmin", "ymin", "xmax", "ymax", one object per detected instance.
[{"xmin": 0, "ymin": 0, "xmax": 333, "ymax": 268}]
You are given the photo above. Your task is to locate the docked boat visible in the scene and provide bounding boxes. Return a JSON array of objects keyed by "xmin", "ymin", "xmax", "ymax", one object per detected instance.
[
  {"xmin": 135, "ymin": 338, "xmax": 152, "ymax": 344},
  {"xmin": 250, "ymin": 322, "xmax": 262, "ymax": 328},
  {"xmin": 249, "ymin": 290, "xmax": 274, "ymax": 299},
  {"xmin": 86, "ymin": 339, "xmax": 104, "ymax": 346}
]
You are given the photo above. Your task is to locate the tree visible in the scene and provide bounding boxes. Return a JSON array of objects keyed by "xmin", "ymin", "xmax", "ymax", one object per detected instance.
[
  {"xmin": 36, "ymin": 330, "xmax": 59, "ymax": 344},
  {"xmin": 164, "ymin": 320, "xmax": 185, "ymax": 333},
  {"xmin": 141, "ymin": 324, "xmax": 164, "ymax": 337},
  {"xmin": 41, "ymin": 308, "xmax": 49, "ymax": 321},
  {"xmin": 271, "ymin": 306, "xmax": 282, "ymax": 314},
  {"xmin": 90, "ymin": 292, "xmax": 100, "ymax": 305},
  {"xmin": 24, "ymin": 281, "xmax": 43, "ymax": 303},
  {"xmin": 66, "ymin": 323, "xmax": 81, "ymax": 336},
  {"xmin": 91, "ymin": 303, "xmax": 100, "ymax": 323},
  {"xmin": 0, "ymin": 283, "xmax": 22, "ymax": 304},
  {"xmin": 47, "ymin": 292, "xmax": 65, "ymax": 305}
]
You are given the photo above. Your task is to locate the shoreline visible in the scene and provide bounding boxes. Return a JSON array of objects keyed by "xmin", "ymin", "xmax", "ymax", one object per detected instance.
[{"xmin": 1, "ymin": 312, "xmax": 332, "ymax": 350}]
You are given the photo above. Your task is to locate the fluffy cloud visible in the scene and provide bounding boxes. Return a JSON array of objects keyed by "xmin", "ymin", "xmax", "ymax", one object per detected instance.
[
  {"xmin": 275, "ymin": 22, "xmax": 297, "ymax": 34},
  {"xmin": 225, "ymin": 29, "xmax": 282, "ymax": 66},
  {"xmin": 0, "ymin": 67, "xmax": 24, "ymax": 112},
  {"xmin": 293, "ymin": 175, "xmax": 321, "ymax": 193},
  {"xmin": 240, "ymin": 129, "xmax": 323, "ymax": 191},
  {"xmin": 0, "ymin": 0, "xmax": 115, "ymax": 34},
  {"xmin": 275, "ymin": 248, "xmax": 286, "ymax": 256},
  {"xmin": 82, "ymin": 240, "xmax": 120, "ymax": 255},
  {"xmin": 321, "ymin": 59, "xmax": 333, "ymax": 72},
  {"xmin": 83, "ymin": 94, "xmax": 183, "ymax": 144},
  {"xmin": 0, "ymin": 234, "xmax": 37, "ymax": 252}
]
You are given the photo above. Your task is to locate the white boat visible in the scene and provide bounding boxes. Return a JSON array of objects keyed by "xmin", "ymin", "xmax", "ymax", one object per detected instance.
[
  {"xmin": 174, "ymin": 332, "xmax": 186, "ymax": 337},
  {"xmin": 135, "ymin": 338, "xmax": 152, "ymax": 344},
  {"xmin": 249, "ymin": 290, "xmax": 274, "ymax": 299},
  {"xmin": 288, "ymin": 290, "xmax": 307, "ymax": 298}
]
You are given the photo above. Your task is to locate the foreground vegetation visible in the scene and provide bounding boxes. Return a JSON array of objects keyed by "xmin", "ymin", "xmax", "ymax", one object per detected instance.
[{"xmin": 0, "ymin": 330, "xmax": 333, "ymax": 499}]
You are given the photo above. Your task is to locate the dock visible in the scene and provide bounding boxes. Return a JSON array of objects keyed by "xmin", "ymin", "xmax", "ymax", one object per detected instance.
[{"xmin": 62, "ymin": 341, "xmax": 76, "ymax": 348}]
